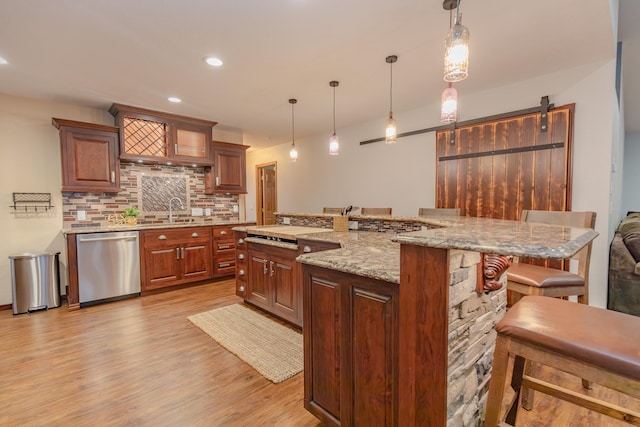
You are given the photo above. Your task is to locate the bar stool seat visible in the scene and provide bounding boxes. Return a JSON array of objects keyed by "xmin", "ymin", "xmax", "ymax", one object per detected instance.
[
  {"xmin": 506, "ymin": 263, "xmax": 585, "ymax": 288},
  {"xmin": 485, "ymin": 296, "xmax": 640, "ymax": 426}
]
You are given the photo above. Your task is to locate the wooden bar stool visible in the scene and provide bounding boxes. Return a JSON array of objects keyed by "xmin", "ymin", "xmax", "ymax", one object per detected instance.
[
  {"xmin": 485, "ymin": 296, "xmax": 640, "ymax": 426},
  {"xmin": 417, "ymin": 207, "xmax": 461, "ymax": 216},
  {"xmin": 507, "ymin": 210, "xmax": 596, "ymax": 306},
  {"xmin": 360, "ymin": 207, "xmax": 392, "ymax": 215},
  {"xmin": 322, "ymin": 207, "xmax": 343, "ymax": 214}
]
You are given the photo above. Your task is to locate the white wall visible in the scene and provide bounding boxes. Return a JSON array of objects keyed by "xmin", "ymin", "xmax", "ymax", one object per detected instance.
[
  {"xmin": 623, "ymin": 132, "xmax": 640, "ymax": 214},
  {"xmin": 0, "ymin": 93, "xmax": 114, "ymax": 305},
  {"xmin": 247, "ymin": 60, "xmax": 617, "ymax": 308}
]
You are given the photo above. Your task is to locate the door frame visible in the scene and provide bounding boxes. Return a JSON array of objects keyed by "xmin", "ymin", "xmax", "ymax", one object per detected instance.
[{"xmin": 255, "ymin": 161, "xmax": 278, "ymax": 225}]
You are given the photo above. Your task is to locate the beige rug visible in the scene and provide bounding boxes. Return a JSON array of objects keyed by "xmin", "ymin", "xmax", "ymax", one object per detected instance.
[{"xmin": 188, "ymin": 304, "xmax": 303, "ymax": 383}]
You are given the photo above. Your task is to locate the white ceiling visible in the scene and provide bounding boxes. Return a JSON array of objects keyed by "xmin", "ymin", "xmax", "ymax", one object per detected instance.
[{"xmin": 0, "ymin": 0, "xmax": 632, "ymax": 149}]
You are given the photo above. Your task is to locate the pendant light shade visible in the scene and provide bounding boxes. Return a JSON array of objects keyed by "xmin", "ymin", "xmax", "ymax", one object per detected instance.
[
  {"xmin": 385, "ymin": 55, "xmax": 398, "ymax": 144},
  {"xmin": 289, "ymin": 99, "xmax": 298, "ymax": 162},
  {"xmin": 329, "ymin": 81, "xmax": 340, "ymax": 156},
  {"xmin": 440, "ymin": 83, "xmax": 458, "ymax": 123},
  {"xmin": 443, "ymin": 0, "xmax": 470, "ymax": 83}
]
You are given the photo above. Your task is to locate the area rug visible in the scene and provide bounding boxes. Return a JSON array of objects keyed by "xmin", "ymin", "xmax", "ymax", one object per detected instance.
[{"xmin": 188, "ymin": 304, "xmax": 303, "ymax": 384}]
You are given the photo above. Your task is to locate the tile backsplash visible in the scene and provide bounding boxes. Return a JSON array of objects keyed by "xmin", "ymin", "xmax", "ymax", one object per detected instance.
[{"xmin": 63, "ymin": 163, "xmax": 239, "ymax": 228}]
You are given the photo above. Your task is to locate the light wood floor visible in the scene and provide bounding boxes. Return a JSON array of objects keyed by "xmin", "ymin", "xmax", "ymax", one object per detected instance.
[{"xmin": 0, "ymin": 279, "xmax": 637, "ymax": 426}]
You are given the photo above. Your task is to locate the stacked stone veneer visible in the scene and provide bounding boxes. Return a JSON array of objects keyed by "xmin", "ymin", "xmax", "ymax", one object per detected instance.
[
  {"xmin": 447, "ymin": 250, "xmax": 507, "ymax": 427},
  {"xmin": 275, "ymin": 214, "xmax": 429, "ymax": 233},
  {"xmin": 63, "ymin": 163, "xmax": 239, "ymax": 229}
]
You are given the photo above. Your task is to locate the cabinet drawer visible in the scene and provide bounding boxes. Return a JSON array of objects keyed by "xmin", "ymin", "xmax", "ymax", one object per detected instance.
[
  {"xmin": 143, "ymin": 227, "xmax": 211, "ymax": 246},
  {"xmin": 215, "ymin": 240, "xmax": 236, "ymax": 252},
  {"xmin": 213, "ymin": 226, "xmax": 234, "ymax": 239}
]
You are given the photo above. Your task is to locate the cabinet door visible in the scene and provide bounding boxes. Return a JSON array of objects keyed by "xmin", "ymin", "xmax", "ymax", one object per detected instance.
[
  {"xmin": 170, "ymin": 121, "xmax": 211, "ymax": 165},
  {"xmin": 53, "ymin": 119, "xmax": 121, "ymax": 193},
  {"xmin": 247, "ymin": 250, "xmax": 270, "ymax": 309},
  {"xmin": 270, "ymin": 254, "xmax": 297, "ymax": 322},
  {"xmin": 143, "ymin": 245, "xmax": 181, "ymax": 290},
  {"xmin": 304, "ymin": 267, "xmax": 342, "ymax": 424},
  {"xmin": 208, "ymin": 142, "xmax": 248, "ymax": 194},
  {"xmin": 182, "ymin": 241, "xmax": 213, "ymax": 280}
]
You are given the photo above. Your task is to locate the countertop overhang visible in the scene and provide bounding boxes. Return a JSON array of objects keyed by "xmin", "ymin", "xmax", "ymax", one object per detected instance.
[{"xmin": 393, "ymin": 216, "xmax": 599, "ymax": 259}]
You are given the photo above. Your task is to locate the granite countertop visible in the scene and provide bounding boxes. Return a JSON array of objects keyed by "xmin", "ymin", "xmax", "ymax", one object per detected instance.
[
  {"xmin": 297, "ymin": 231, "xmax": 401, "ymax": 284},
  {"xmin": 240, "ymin": 217, "xmax": 599, "ymax": 285},
  {"xmin": 63, "ymin": 220, "xmax": 255, "ymax": 235},
  {"xmin": 393, "ymin": 216, "xmax": 599, "ymax": 258}
]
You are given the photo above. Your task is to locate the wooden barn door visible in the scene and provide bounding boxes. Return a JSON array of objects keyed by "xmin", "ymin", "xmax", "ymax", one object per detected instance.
[{"xmin": 436, "ymin": 104, "xmax": 574, "ymax": 220}]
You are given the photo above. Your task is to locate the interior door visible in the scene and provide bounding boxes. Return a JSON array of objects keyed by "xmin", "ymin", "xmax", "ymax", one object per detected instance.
[
  {"xmin": 256, "ymin": 162, "xmax": 277, "ymax": 225},
  {"xmin": 263, "ymin": 168, "xmax": 277, "ymax": 225}
]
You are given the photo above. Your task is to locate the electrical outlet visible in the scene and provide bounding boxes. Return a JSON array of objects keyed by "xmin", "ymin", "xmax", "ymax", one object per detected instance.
[
  {"xmin": 233, "ymin": 204, "xmax": 239, "ymax": 213},
  {"xmin": 348, "ymin": 220, "xmax": 358, "ymax": 230},
  {"xmin": 205, "ymin": 208, "xmax": 211, "ymax": 216},
  {"xmin": 283, "ymin": 217, "xmax": 291, "ymax": 225},
  {"xmin": 77, "ymin": 210, "xmax": 86, "ymax": 221}
]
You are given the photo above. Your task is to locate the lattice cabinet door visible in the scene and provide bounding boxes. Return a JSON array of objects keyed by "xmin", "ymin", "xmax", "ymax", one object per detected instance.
[{"xmin": 122, "ymin": 116, "xmax": 168, "ymax": 159}]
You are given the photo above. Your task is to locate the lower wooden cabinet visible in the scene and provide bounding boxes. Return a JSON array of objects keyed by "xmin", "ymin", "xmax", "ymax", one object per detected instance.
[
  {"xmin": 246, "ymin": 242, "xmax": 298, "ymax": 325},
  {"xmin": 302, "ymin": 263, "xmax": 399, "ymax": 427},
  {"xmin": 213, "ymin": 225, "xmax": 236, "ymax": 277},
  {"xmin": 141, "ymin": 227, "xmax": 213, "ymax": 290}
]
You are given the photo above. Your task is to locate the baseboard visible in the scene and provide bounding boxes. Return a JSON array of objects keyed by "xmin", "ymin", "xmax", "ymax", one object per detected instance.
[{"xmin": 0, "ymin": 303, "xmax": 12, "ymax": 311}]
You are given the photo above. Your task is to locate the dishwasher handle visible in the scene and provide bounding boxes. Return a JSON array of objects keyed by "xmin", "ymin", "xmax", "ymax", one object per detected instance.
[{"xmin": 78, "ymin": 236, "xmax": 138, "ymax": 243}]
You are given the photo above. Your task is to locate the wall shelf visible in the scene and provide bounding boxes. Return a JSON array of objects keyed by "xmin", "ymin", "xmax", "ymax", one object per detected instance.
[{"xmin": 10, "ymin": 192, "xmax": 54, "ymax": 212}]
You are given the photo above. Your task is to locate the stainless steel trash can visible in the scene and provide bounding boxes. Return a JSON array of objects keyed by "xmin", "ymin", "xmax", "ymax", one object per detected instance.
[{"xmin": 9, "ymin": 252, "xmax": 61, "ymax": 315}]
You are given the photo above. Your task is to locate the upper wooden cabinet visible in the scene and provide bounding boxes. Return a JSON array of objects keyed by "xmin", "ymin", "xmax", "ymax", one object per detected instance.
[
  {"xmin": 109, "ymin": 103, "xmax": 216, "ymax": 166},
  {"xmin": 205, "ymin": 141, "xmax": 249, "ymax": 194},
  {"xmin": 52, "ymin": 118, "xmax": 121, "ymax": 193}
]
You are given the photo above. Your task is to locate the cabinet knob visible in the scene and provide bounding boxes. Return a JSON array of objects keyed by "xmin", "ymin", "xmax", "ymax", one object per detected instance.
[
  {"xmin": 239, "ymin": 269, "xmax": 245, "ymax": 276},
  {"xmin": 238, "ymin": 285, "xmax": 245, "ymax": 292},
  {"xmin": 220, "ymin": 230, "xmax": 227, "ymax": 235},
  {"xmin": 303, "ymin": 246, "xmax": 312, "ymax": 253},
  {"xmin": 238, "ymin": 253, "xmax": 244, "ymax": 260},
  {"xmin": 159, "ymin": 235, "xmax": 167, "ymax": 240},
  {"xmin": 192, "ymin": 232, "xmax": 199, "ymax": 238},
  {"xmin": 238, "ymin": 238, "xmax": 244, "ymax": 244}
]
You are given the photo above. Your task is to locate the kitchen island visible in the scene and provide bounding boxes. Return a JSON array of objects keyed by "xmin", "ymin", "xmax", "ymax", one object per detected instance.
[{"xmin": 289, "ymin": 215, "xmax": 598, "ymax": 426}]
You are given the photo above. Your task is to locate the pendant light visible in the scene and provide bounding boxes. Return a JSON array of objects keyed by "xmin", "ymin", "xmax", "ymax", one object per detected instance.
[
  {"xmin": 289, "ymin": 99, "xmax": 298, "ymax": 162},
  {"xmin": 329, "ymin": 81, "xmax": 340, "ymax": 156},
  {"xmin": 443, "ymin": 0, "xmax": 470, "ymax": 83},
  {"xmin": 385, "ymin": 55, "xmax": 398, "ymax": 144},
  {"xmin": 440, "ymin": 82, "xmax": 458, "ymax": 123}
]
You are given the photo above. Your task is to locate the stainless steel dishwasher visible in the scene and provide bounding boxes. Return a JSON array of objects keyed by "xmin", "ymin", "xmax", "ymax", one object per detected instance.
[{"xmin": 76, "ymin": 231, "xmax": 141, "ymax": 306}]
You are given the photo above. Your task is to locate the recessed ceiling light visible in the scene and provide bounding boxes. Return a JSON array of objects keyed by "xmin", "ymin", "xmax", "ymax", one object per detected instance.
[
  {"xmin": 204, "ymin": 56, "xmax": 223, "ymax": 67},
  {"xmin": 168, "ymin": 96, "xmax": 182, "ymax": 103},
  {"xmin": 0, "ymin": 57, "xmax": 8, "ymax": 65}
]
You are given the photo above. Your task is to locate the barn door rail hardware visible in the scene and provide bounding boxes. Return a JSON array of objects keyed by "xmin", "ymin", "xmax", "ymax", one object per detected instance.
[
  {"xmin": 10, "ymin": 192, "xmax": 54, "ymax": 212},
  {"xmin": 359, "ymin": 96, "xmax": 554, "ymax": 145}
]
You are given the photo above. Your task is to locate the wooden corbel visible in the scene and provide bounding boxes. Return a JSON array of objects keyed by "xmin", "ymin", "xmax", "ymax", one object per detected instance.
[{"xmin": 478, "ymin": 253, "xmax": 513, "ymax": 293}]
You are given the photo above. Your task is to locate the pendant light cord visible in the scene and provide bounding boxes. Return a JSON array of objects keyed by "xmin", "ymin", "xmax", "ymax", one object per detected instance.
[
  {"xmin": 333, "ymin": 86, "xmax": 336, "ymax": 133},
  {"xmin": 291, "ymin": 102, "xmax": 295, "ymax": 147},
  {"xmin": 389, "ymin": 61, "xmax": 393, "ymax": 113}
]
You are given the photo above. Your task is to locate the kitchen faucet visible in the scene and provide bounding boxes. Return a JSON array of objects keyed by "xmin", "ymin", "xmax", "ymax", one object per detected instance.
[{"xmin": 169, "ymin": 197, "xmax": 184, "ymax": 223}]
